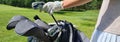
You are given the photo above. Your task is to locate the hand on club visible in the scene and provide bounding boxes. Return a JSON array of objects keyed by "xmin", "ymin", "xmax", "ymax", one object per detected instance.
[
  {"xmin": 32, "ymin": 1, "xmax": 63, "ymax": 14},
  {"xmin": 43, "ymin": 1, "xmax": 63, "ymax": 14}
]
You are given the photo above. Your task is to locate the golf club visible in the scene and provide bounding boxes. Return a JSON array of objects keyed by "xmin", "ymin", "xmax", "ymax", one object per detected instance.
[
  {"xmin": 32, "ymin": 1, "xmax": 45, "ymax": 12},
  {"xmin": 34, "ymin": 15, "xmax": 41, "ymax": 20}
]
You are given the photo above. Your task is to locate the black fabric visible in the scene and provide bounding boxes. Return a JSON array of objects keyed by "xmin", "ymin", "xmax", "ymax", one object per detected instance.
[
  {"xmin": 34, "ymin": 15, "xmax": 41, "ymax": 20},
  {"xmin": 28, "ymin": 36, "xmax": 43, "ymax": 42},
  {"xmin": 69, "ymin": 23, "xmax": 83, "ymax": 42},
  {"xmin": 58, "ymin": 21, "xmax": 83, "ymax": 42},
  {"xmin": 7, "ymin": 21, "xmax": 18, "ymax": 30},
  {"xmin": 59, "ymin": 21, "xmax": 70, "ymax": 42},
  {"xmin": 27, "ymin": 20, "xmax": 90, "ymax": 42},
  {"xmin": 73, "ymin": 28, "xmax": 83, "ymax": 42}
]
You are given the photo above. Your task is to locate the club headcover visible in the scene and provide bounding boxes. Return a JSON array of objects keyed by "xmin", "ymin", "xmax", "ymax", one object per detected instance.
[
  {"xmin": 15, "ymin": 19, "xmax": 40, "ymax": 36},
  {"xmin": 6, "ymin": 15, "xmax": 28, "ymax": 30},
  {"xmin": 34, "ymin": 19, "xmax": 50, "ymax": 30},
  {"xmin": 15, "ymin": 19, "xmax": 51, "ymax": 42}
]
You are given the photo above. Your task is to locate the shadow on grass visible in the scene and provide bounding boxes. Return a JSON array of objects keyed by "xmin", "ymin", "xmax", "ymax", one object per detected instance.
[
  {"xmin": 54, "ymin": 10, "xmax": 86, "ymax": 14},
  {"xmin": 54, "ymin": 11, "xmax": 67, "ymax": 14}
]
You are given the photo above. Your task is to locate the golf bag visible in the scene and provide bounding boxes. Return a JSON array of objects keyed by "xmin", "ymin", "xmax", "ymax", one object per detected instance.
[{"xmin": 6, "ymin": 15, "xmax": 89, "ymax": 42}]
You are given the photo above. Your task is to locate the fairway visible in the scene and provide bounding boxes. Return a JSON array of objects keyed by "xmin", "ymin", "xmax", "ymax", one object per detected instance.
[{"xmin": 0, "ymin": 4, "xmax": 99, "ymax": 42}]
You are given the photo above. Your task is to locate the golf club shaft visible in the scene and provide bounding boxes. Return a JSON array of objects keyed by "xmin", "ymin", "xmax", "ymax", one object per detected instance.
[{"xmin": 50, "ymin": 14, "xmax": 59, "ymax": 26}]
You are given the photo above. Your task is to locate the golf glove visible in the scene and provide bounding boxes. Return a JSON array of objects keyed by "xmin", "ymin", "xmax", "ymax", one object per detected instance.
[{"xmin": 43, "ymin": 1, "xmax": 63, "ymax": 14}]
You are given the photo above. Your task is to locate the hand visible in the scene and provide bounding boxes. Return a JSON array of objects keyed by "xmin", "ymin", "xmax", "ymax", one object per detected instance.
[{"xmin": 43, "ymin": 1, "xmax": 63, "ymax": 14}]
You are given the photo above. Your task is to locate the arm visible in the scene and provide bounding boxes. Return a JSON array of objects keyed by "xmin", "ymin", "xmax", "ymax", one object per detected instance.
[
  {"xmin": 41, "ymin": 0, "xmax": 92, "ymax": 13},
  {"xmin": 63, "ymin": 0, "xmax": 92, "ymax": 8}
]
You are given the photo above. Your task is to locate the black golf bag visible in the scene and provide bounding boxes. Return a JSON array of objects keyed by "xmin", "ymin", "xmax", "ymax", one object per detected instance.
[{"xmin": 6, "ymin": 15, "xmax": 89, "ymax": 42}]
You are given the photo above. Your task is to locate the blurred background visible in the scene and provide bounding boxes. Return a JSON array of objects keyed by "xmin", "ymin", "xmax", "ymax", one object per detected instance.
[{"xmin": 0, "ymin": 0, "xmax": 102, "ymax": 10}]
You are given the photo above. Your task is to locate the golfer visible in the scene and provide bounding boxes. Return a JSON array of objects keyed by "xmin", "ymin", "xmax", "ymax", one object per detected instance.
[{"xmin": 42, "ymin": 0, "xmax": 120, "ymax": 42}]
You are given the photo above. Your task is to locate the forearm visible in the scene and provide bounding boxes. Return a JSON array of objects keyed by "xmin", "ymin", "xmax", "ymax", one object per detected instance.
[{"xmin": 62, "ymin": 0, "xmax": 92, "ymax": 8}]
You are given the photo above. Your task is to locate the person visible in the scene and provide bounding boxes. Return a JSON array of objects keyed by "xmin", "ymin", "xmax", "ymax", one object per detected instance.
[
  {"xmin": 42, "ymin": 0, "xmax": 120, "ymax": 42},
  {"xmin": 91, "ymin": 0, "xmax": 120, "ymax": 42},
  {"xmin": 42, "ymin": 0, "xmax": 91, "ymax": 14}
]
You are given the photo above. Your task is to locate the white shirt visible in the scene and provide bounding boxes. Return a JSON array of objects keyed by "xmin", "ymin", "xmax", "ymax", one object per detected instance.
[{"xmin": 96, "ymin": 0, "xmax": 120, "ymax": 35}]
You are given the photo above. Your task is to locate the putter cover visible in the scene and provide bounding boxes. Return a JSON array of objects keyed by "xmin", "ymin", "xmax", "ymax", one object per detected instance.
[
  {"xmin": 6, "ymin": 15, "xmax": 28, "ymax": 30},
  {"xmin": 14, "ymin": 17, "xmax": 49, "ymax": 36},
  {"xmin": 15, "ymin": 19, "xmax": 39, "ymax": 35},
  {"xmin": 15, "ymin": 19, "xmax": 51, "ymax": 42}
]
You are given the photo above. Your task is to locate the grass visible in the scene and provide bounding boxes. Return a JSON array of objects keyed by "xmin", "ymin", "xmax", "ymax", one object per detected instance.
[{"xmin": 0, "ymin": 4, "xmax": 99, "ymax": 42}]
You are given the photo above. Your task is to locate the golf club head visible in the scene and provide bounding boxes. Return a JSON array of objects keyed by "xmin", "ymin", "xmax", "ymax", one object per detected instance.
[
  {"xmin": 34, "ymin": 15, "xmax": 41, "ymax": 20},
  {"xmin": 6, "ymin": 15, "xmax": 28, "ymax": 30},
  {"xmin": 32, "ymin": 2, "xmax": 45, "ymax": 12},
  {"xmin": 15, "ymin": 19, "xmax": 50, "ymax": 42}
]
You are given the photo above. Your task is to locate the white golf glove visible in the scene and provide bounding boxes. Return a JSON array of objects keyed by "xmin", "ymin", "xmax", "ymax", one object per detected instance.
[{"xmin": 43, "ymin": 1, "xmax": 63, "ymax": 14}]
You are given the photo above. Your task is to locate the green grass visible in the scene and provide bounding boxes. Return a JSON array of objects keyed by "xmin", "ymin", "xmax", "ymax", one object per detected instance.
[{"xmin": 0, "ymin": 4, "xmax": 99, "ymax": 42}]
